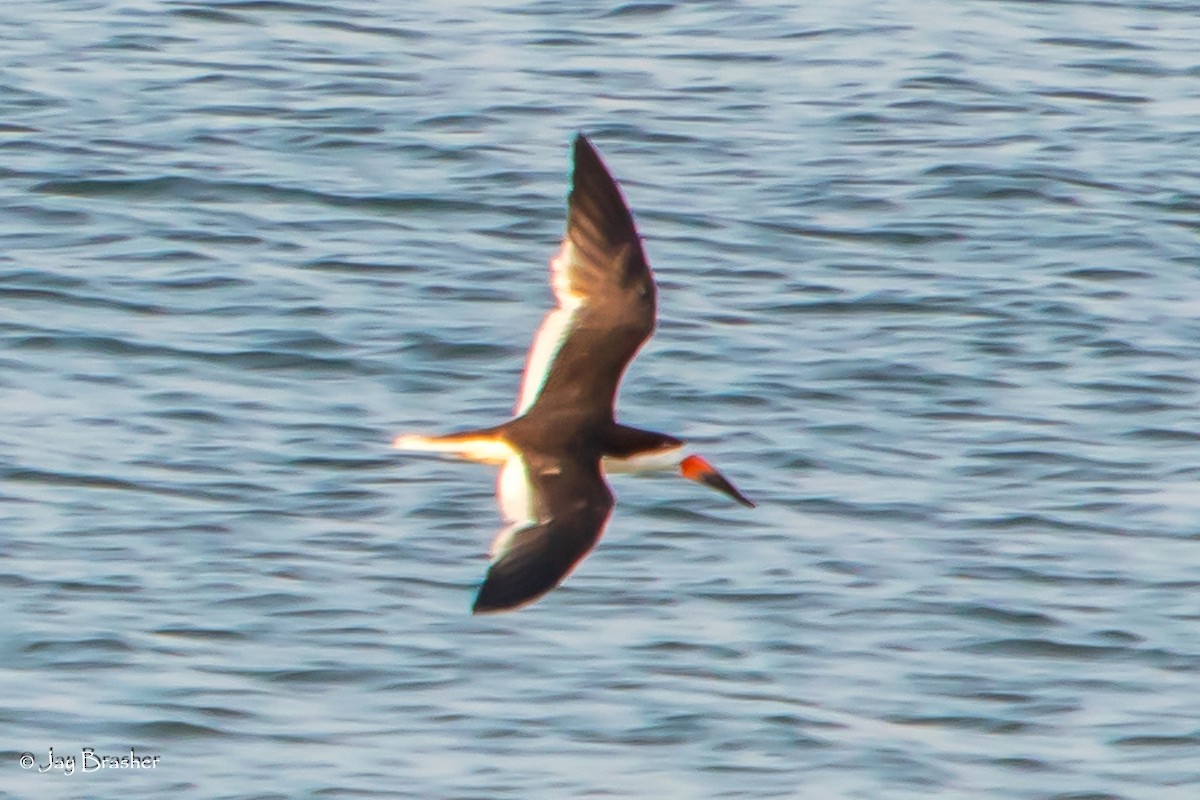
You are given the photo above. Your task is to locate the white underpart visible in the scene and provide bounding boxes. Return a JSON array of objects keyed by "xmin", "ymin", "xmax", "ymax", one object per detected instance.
[
  {"xmin": 602, "ymin": 444, "xmax": 685, "ymax": 474},
  {"xmin": 392, "ymin": 434, "xmax": 514, "ymax": 465},
  {"xmin": 514, "ymin": 240, "xmax": 585, "ymax": 415},
  {"xmin": 490, "ymin": 456, "xmax": 537, "ymax": 558}
]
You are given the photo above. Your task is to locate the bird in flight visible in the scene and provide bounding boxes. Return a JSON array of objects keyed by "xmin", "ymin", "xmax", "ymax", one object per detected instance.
[{"xmin": 394, "ymin": 134, "xmax": 753, "ymax": 613}]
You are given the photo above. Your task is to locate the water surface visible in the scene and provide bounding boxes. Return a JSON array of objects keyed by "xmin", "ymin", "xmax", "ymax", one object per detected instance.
[{"xmin": 3, "ymin": 1, "xmax": 1200, "ymax": 798}]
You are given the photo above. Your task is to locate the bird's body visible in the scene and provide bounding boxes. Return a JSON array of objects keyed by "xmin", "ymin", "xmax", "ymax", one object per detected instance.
[{"xmin": 394, "ymin": 135, "xmax": 752, "ymax": 613}]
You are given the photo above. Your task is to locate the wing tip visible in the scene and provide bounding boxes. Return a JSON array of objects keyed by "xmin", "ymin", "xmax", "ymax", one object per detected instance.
[
  {"xmin": 469, "ymin": 511, "xmax": 606, "ymax": 614},
  {"xmin": 565, "ymin": 132, "xmax": 646, "ymax": 271},
  {"xmin": 571, "ymin": 131, "xmax": 607, "ymax": 181},
  {"xmin": 469, "ymin": 531, "xmax": 562, "ymax": 614},
  {"xmin": 573, "ymin": 130, "xmax": 596, "ymax": 158},
  {"xmin": 471, "ymin": 570, "xmax": 555, "ymax": 614}
]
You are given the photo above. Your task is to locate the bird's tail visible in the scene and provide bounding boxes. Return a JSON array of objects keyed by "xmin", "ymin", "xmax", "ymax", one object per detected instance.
[{"xmin": 392, "ymin": 427, "xmax": 513, "ymax": 464}]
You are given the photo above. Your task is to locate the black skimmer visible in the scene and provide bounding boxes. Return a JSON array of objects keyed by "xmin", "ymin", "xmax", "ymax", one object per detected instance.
[{"xmin": 394, "ymin": 134, "xmax": 753, "ymax": 614}]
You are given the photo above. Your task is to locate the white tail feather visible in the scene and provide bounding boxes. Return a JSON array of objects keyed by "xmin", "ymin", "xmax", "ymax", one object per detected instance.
[{"xmin": 392, "ymin": 434, "xmax": 514, "ymax": 464}]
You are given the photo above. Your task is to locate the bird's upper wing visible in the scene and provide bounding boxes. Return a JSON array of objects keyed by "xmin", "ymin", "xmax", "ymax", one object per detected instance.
[
  {"xmin": 513, "ymin": 134, "xmax": 657, "ymax": 420},
  {"xmin": 473, "ymin": 451, "xmax": 614, "ymax": 613}
]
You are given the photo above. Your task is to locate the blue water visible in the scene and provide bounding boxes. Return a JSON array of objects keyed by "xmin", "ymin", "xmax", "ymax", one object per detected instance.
[{"xmin": 3, "ymin": 1, "xmax": 1200, "ymax": 798}]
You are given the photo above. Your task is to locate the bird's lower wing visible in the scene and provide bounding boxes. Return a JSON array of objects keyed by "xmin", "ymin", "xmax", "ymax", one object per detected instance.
[
  {"xmin": 473, "ymin": 505, "xmax": 612, "ymax": 614},
  {"xmin": 476, "ymin": 453, "xmax": 613, "ymax": 614}
]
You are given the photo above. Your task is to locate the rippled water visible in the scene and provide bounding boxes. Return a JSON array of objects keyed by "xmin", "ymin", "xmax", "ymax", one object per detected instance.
[{"xmin": 3, "ymin": 1, "xmax": 1200, "ymax": 798}]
